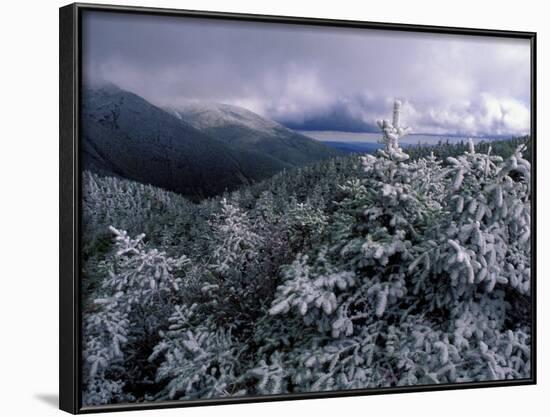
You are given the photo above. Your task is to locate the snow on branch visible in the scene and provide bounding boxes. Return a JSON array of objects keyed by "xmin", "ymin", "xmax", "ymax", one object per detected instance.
[{"xmin": 377, "ymin": 99, "xmax": 412, "ymax": 162}]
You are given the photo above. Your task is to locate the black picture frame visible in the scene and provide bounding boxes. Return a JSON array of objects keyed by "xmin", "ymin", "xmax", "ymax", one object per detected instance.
[{"xmin": 59, "ymin": 3, "xmax": 537, "ymax": 414}]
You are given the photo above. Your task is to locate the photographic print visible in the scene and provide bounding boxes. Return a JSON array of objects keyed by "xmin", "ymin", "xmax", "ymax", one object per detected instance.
[{"xmin": 61, "ymin": 4, "xmax": 535, "ymax": 411}]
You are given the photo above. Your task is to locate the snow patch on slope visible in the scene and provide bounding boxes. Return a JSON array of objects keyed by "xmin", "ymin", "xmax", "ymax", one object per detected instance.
[{"xmin": 168, "ymin": 102, "xmax": 283, "ymax": 134}]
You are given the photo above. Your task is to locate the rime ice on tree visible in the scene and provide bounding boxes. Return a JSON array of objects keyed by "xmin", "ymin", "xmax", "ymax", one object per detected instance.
[
  {"xmin": 80, "ymin": 124, "xmax": 532, "ymax": 402},
  {"xmin": 377, "ymin": 99, "xmax": 412, "ymax": 161}
]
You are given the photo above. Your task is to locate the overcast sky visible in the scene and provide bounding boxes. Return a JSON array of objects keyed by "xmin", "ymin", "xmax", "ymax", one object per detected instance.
[{"xmin": 82, "ymin": 11, "xmax": 531, "ymax": 136}]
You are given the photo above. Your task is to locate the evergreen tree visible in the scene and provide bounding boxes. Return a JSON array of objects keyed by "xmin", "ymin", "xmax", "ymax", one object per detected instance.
[
  {"xmin": 80, "ymin": 105, "xmax": 531, "ymax": 404},
  {"xmin": 82, "ymin": 227, "xmax": 191, "ymax": 405}
]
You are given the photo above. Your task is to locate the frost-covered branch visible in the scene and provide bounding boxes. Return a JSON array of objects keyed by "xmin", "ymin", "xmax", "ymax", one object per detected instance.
[{"xmin": 377, "ymin": 99, "xmax": 412, "ymax": 162}]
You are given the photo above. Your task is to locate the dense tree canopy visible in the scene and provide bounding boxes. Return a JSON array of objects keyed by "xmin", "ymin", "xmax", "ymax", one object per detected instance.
[{"xmin": 81, "ymin": 137, "xmax": 532, "ymax": 405}]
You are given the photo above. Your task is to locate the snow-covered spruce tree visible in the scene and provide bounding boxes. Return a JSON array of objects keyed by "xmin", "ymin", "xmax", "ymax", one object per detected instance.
[
  {"xmin": 251, "ymin": 190, "xmax": 298, "ymax": 278},
  {"xmin": 81, "ymin": 100, "xmax": 531, "ymax": 402},
  {"xmin": 82, "ymin": 171, "xmax": 193, "ymax": 249},
  {"xmin": 284, "ymin": 196, "xmax": 329, "ymax": 253},
  {"xmin": 82, "ymin": 227, "xmax": 191, "ymax": 405},
  {"xmin": 255, "ymin": 190, "xmax": 278, "ymax": 225},
  {"xmin": 377, "ymin": 99, "xmax": 412, "ymax": 162},
  {"xmin": 209, "ymin": 198, "xmax": 264, "ymax": 276},
  {"xmin": 267, "ymin": 115, "xmax": 530, "ymax": 390},
  {"xmin": 264, "ymin": 150, "xmax": 446, "ymax": 390},
  {"xmin": 435, "ymin": 141, "xmax": 531, "ymax": 296},
  {"xmin": 404, "ymin": 141, "xmax": 532, "ymax": 382},
  {"xmin": 204, "ymin": 197, "xmax": 276, "ymax": 323},
  {"xmin": 149, "ymin": 305, "xmax": 245, "ymax": 400},
  {"xmin": 150, "ymin": 199, "xmax": 273, "ymax": 400},
  {"xmin": 81, "ymin": 171, "xmax": 197, "ymax": 304}
]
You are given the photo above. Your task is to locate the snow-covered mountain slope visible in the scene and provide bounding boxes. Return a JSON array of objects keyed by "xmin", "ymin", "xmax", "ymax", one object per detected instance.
[
  {"xmin": 81, "ymin": 85, "xmax": 288, "ymax": 199},
  {"xmin": 166, "ymin": 102, "xmax": 342, "ymax": 167},
  {"xmin": 170, "ymin": 102, "xmax": 279, "ymax": 133}
]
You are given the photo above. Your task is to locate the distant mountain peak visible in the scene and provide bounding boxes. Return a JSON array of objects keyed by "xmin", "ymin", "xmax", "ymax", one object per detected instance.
[
  {"xmin": 166, "ymin": 102, "xmax": 282, "ymax": 134},
  {"xmin": 166, "ymin": 101, "xmax": 342, "ymax": 166}
]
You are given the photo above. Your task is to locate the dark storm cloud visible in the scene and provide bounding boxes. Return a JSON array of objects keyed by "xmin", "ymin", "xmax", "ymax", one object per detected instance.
[{"xmin": 82, "ymin": 11, "xmax": 531, "ymax": 135}]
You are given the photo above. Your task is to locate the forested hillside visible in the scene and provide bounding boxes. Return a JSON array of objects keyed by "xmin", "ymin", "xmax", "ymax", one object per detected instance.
[
  {"xmin": 81, "ymin": 135, "xmax": 531, "ymax": 405},
  {"xmin": 406, "ymin": 136, "xmax": 532, "ymax": 162},
  {"xmin": 82, "ymin": 85, "xmax": 341, "ymax": 200}
]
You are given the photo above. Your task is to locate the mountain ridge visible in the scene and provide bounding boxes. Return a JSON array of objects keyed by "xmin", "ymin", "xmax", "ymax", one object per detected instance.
[
  {"xmin": 81, "ymin": 84, "xmax": 341, "ymax": 200},
  {"xmin": 165, "ymin": 101, "xmax": 342, "ymax": 167}
]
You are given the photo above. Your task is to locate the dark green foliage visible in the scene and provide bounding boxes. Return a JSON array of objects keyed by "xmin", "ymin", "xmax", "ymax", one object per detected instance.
[{"xmin": 81, "ymin": 137, "xmax": 531, "ymax": 405}]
